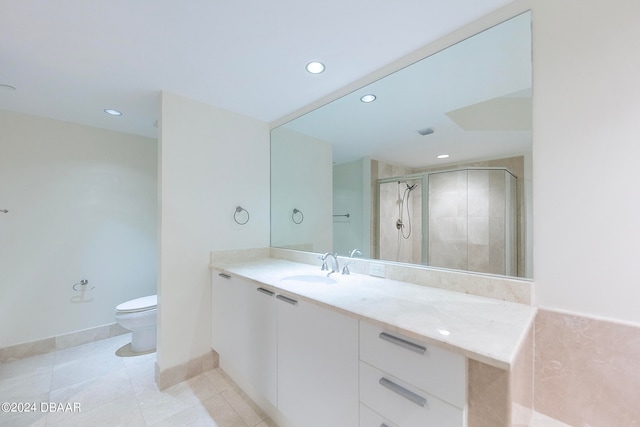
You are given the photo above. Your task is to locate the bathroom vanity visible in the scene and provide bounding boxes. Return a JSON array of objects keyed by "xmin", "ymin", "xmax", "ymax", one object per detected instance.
[{"xmin": 210, "ymin": 252, "xmax": 536, "ymax": 427}]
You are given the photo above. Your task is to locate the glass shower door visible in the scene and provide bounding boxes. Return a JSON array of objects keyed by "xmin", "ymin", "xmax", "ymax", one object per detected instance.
[{"xmin": 426, "ymin": 168, "xmax": 517, "ymax": 275}]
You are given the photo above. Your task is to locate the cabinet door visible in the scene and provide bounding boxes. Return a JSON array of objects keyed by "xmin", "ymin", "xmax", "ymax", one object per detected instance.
[
  {"xmin": 233, "ymin": 280, "xmax": 278, "ymax": 406},
  {"xmin": 211, "ymin": 271, "xmax": 235, "ymax": 359},
  {"xmin": 211, "ymin": 272, "xmax": 278, "ymax": 406},
  {"xmin": 277, "ymin": 294, "xmax": 359, "ymax": 427}
]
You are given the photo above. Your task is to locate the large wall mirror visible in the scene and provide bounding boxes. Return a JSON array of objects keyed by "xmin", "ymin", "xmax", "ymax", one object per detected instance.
[{"xmin": 271, "ymin": 11, "xmax": 532, "ymax": 279}]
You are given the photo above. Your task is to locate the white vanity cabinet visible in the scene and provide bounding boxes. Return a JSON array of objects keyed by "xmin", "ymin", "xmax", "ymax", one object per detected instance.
[
  {"xmin": 211, "ymin": 272, "xmax": 278, "ymax": 406},
  {"xmin": 358, "ymin": 321, "xmax": 467, "ymax": 427},
  {"xmin": 277, "ymin": 294, "xmax": 360, "ymax": 427},
  {"xmin": 212, "ymin": 272, "xmax": 359, "ymax": 427},
  {"xmin": 211, "ymin": 271, "xmax": 235, "ymax": 359},
  {"xmin": 211, "ymin": 257, "xmax": 537, "ymax": 427}
]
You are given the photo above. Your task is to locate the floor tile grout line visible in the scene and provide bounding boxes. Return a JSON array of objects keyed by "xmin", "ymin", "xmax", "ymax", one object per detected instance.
[
  {"xmin": 0, "ymin": 335, "xmax": 276, "ymax": 427},
  {"xmin": 44, "ymin": 346, "xmax": 57, "ymax": 427},
  {"xmin": 219, "ymin": 389, "xmax": 252, "ymax": 427}
]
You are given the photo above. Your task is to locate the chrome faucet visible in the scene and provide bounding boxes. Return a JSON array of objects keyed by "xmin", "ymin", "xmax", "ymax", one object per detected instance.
[
  {"xmin": 349, "ymin": 248, "xmax": 362, "ymax": 258},
  {"xmin": 321, "ymin": 252, "xmax": 340, "ymax": 276}
]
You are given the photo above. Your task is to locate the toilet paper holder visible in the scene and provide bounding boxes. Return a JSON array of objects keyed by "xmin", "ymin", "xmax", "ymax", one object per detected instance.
[{"xmin": 73, "ymin": 279, "xmax": 94, "ymax": 291}]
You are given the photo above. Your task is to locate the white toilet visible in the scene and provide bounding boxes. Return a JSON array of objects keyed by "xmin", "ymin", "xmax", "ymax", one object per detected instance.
[{"xmin": 115, "ymin": 295, "xmax": 157, "ymax": 352}]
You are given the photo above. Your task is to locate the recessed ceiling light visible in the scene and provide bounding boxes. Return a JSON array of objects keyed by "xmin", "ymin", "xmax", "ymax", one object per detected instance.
[
  {"xmin": 0, "ymin": 84, "xmax": 16, "ymax": 91},
  {"xmin": 104, "ymin": 109, "xmax": 122, "ymax": 116},
  {"xmin": 306, "ymin": 61, "xmax": 325, "ymax": 74},
  {"xmin": 437, "ymin": 154, "xmax": 450, "ymax": 159},
  {"xmin": 360, "ymin": 94, "xmax": 377, "ymax": 103}
]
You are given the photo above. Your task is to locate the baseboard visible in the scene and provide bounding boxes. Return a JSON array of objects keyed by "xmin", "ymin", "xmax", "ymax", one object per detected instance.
[
  {"xmin": 0, "ymin": 322, "xmax": 129, "ymax": 363},
  {"xmin": 155, "ymin": 350, "xmax": 219, "ymax": 390}
]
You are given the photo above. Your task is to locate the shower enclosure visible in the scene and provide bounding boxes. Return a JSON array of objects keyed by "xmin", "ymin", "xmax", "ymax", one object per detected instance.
[{"xmin": 376, "ymin": 167, "xmax": 517, "ymax": 276}]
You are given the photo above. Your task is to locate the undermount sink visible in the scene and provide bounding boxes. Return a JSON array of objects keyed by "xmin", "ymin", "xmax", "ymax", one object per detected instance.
[{"xmin": 280, "ymin": 274, "xmax": 337, "ymax": 285}]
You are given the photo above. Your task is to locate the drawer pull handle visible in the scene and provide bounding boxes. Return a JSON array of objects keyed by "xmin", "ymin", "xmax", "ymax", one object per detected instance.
[
  {"xmin": 381, "ymin": 424, "xmax": 390, "ymax": 427},
  {"xmin": 257, "ymin": 287, "xmax": 274, "ymax": 297},
  {"xmin": 379, "ymin": 377, "xmax": 427, "ymax": 407},
  {"xmin": 276, "ymin": 294, "xmax": 298, "ymax": 305},
  {"xmin": 218, "ymin": 273, "xmax": 231, "ymax": 279},
  {"xmin": 379, "ymin": 332, "xmax": 427, "ymax": 355}
]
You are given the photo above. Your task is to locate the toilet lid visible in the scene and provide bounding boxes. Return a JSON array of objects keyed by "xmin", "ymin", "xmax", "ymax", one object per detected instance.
[{"xmin": 116, "ymin": 295, "xmax": 157, "ymax": 313}]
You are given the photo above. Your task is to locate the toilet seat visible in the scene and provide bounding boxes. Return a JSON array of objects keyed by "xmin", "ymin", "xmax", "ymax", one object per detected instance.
[{"xmin": 116, "ymin": 295, "xmax": 157, "ymax": 314}]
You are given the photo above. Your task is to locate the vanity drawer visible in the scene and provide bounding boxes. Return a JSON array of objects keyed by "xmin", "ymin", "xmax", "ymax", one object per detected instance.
[
  {"xmin": 359, "ymin": 361, "xmax": 464, "ymax": 427},
  {"xmin": 360, "ymin": 402, "xmax": 398, "ymax": 427},
  {"xmin": 359, "ymin": 321, "xmax": 466, "ymax": 408}
]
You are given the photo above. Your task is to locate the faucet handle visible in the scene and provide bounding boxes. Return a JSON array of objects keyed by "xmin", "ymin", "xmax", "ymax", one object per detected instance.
[
  {"xmin": 317, "ymin": 255, "xmax": 329, "ymax": 271},
  {"xmin": 342, "ymin": 261, "xmax": 356, "ymax": 275}
]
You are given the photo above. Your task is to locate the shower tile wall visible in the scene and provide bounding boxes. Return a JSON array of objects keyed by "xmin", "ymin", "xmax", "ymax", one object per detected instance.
[
  {"xmin": 377, "ymin": 180, "xmax": 421, "ymax": 264},
  {"xmin": 372, "ymin": 160, "xmax": 422, "ymax": 264},
  {"xmin": 429, "ymin": 169, "xmax": 515, "ymax": 275},
  {"xmin": 372, "ymin": 157, "xmax": 522, "ymax": 275},
  {"xmin": 428, "ymin": 170, "xmax": 469, "ymax": 271},
  {"xmin": 416, "ymin": 156, "xmax": 525, "ymax": 276},
  {"xmin": 467, "ymin": 170, "xmax": 494, "ymax": 273},
  {"xmin": 410, "ymin": 183, "xmax": 423, "ymax": 264},
  {"xmin": 470, "ymin": 170, "xmax": 515, "ymax": 275},
  {"xmin": 378, "ymin": 181, "xmax": 401, "ymax": 261}
]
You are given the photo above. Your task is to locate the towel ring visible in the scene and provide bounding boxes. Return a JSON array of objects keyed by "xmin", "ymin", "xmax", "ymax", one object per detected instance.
[
  {"xmin": 234, "ymin": 206, "xmax": 250, "ymax": 225},
  {"xmin": 73, "ymin": 279, "xmax": 95, "ymax": 291},
  {"xmin": 292, "ymin": 208, "xmax": 304, "ymax": 224}
]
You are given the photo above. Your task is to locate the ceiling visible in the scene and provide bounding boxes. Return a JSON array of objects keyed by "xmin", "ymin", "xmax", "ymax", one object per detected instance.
[
  {"xmin": 277, "ymin": 11, "xmax": 531, "ymax": 168},
  {"xmin": 0, "ymin": 0, "xmax": 516, "ymax": 139}
]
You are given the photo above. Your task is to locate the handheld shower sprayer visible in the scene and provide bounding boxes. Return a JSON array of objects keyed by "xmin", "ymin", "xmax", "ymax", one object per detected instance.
[{"xmin": 397, "ymin": 180, "xmax": 418, "ymax": 238}]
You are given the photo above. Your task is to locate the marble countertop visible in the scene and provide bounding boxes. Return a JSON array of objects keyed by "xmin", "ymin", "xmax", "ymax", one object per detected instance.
[{"xmin": 211, "ymin": 257, "xmax": 536, "ymax": 370}]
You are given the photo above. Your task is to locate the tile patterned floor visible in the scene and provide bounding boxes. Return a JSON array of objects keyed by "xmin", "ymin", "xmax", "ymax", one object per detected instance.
[{"xmin": 0, "ymin": 334, "xmax": 276, "ymax": 427}]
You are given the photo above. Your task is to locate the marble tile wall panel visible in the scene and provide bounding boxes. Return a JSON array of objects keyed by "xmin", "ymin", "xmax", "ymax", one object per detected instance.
[
  {"xmin": 535, "ymin": 309, "xmax": 640, "ymax": 426},
  {"xmin": 269, "ymin": 247, "xmax": 533, "ymax": 304},
  {"xmin": 468, "ymin": 323, "xmax": 533, "ymax": 427},
  {"xmin": 468, "ymin": 359, "xmax": 510, "ymax": 427},
  {"xmin": 511, "ymin": 323, "xmax": 534, "ymax": 426}
]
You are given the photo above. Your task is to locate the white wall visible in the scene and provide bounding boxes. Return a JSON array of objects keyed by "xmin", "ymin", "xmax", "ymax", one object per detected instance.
[
  {"xmin": 533, "ymin": 0, "xmax": 640, "ymax": 323},
  {"xmin": 0, "ymin": 109, "xmax": 157, "ymax": 347},
  {"xmin": 333, "ymin": 159, "xmax": 370, "ymax": 258},
  {"xmin": 270, "ymin": 127, "xmax": 332, "ymax": 253},
  {"xmin": 158, "ymin": 92, "xmax": 270, "ymax": 370}
]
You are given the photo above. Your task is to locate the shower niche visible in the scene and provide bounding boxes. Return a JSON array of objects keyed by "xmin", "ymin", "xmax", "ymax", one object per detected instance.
[{"xmin": 376, "ymin": 167, "xmax": 518, "ymax": 277}]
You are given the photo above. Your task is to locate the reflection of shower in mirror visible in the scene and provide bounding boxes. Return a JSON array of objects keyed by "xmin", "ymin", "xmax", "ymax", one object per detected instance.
[
  {"xmin": 378, "ymin": 167, "xmax": 519, "ymax": 276},
  {"xmin": 396, "ymin": 181, "xmax": 419, "ymax": 240},
  {"xmin": 270, "ymin": 11, "xmax": 533, "ymax": 278}
]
